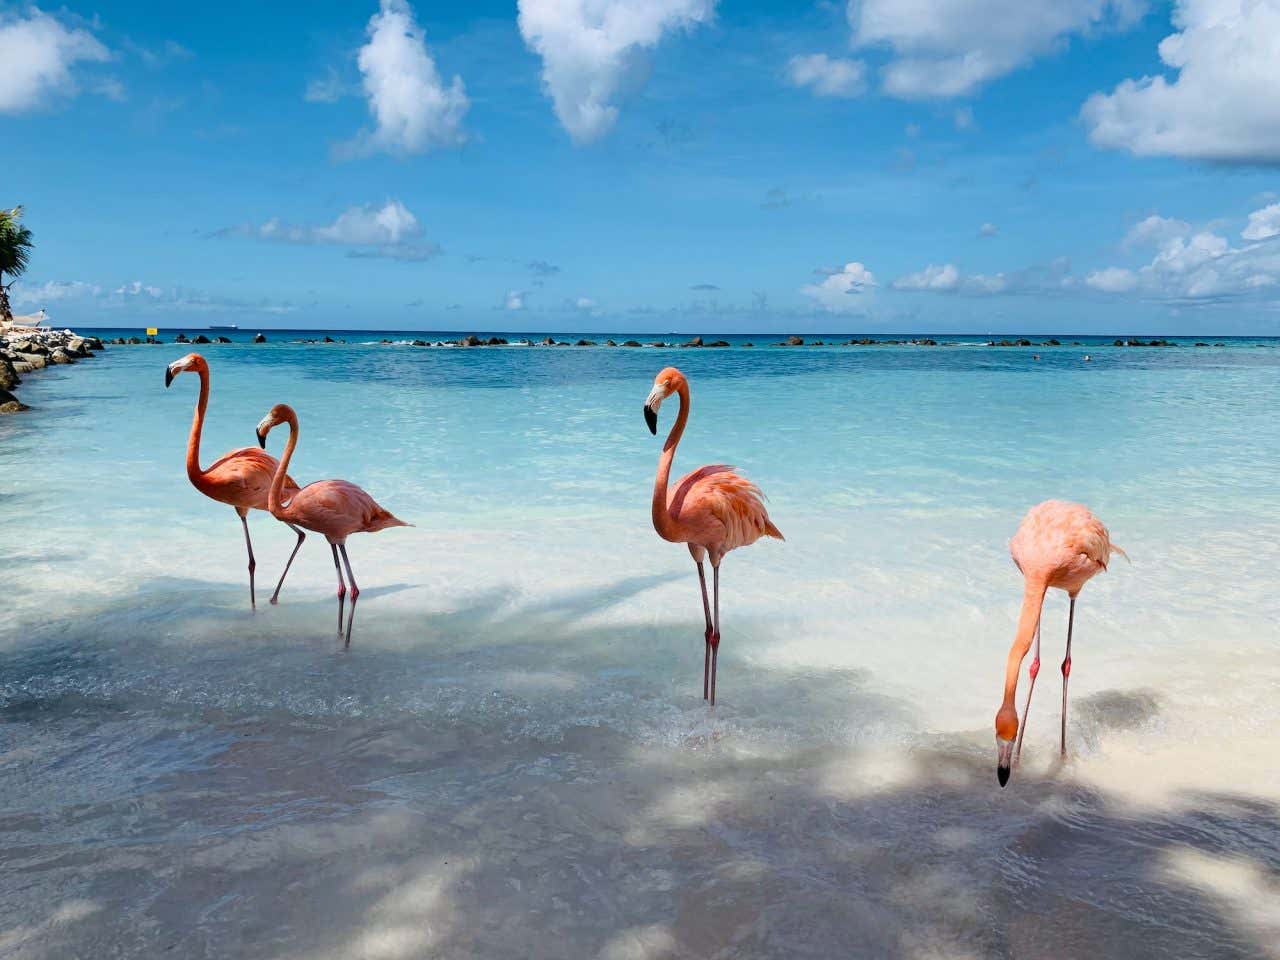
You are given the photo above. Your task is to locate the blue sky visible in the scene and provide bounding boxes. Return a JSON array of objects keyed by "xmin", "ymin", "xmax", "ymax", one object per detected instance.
[{"xmin": 3, "ymin": 0, "xmax": 1280, "ymax": 333}]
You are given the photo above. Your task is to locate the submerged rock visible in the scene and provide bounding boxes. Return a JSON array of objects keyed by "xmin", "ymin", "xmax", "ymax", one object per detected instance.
[
  {"xmin": 0, "ymin": 387, "xmax": 29, "ymax": 414},
  {"xmin": 216, "ymin": 336, "xmax": 232, "ymax": 344},
  {"xmin": 253, "ymin": 333, "xmax": 267, "ymax": 343},
  {"xmin": 622, "ymin": 340, "xmax": 642, "ymax": 347},
  {"xmin": 575, "ymin": 339, "xmax": 596, "ymax": 346}
]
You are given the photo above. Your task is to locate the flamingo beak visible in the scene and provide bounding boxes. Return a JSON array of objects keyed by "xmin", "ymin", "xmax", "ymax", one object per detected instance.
[
  {"xmin": 164, "ymin": 366, "xmax": 175, "ymax": 388},
  {"xmin": 644, "ymin": 404, "xmax": 657, "ymax": 435},
  {"xmin": 256, "ymin": 427, "xmax": 267, "ymax": 449},
  {"xmin": 996, "ymin": 737, "xmax": 1015, "ymax": 787}
]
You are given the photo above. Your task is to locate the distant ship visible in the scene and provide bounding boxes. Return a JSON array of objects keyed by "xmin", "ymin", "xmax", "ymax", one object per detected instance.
[{"xmin": 208, "ymin": 324, "xmax": 239, "ymax": 331}]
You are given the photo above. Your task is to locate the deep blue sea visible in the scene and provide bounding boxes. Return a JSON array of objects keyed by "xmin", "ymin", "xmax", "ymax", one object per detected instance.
[{"xmin": 2, "ymin": 328, "xmax": 1278, "ymax": 958}]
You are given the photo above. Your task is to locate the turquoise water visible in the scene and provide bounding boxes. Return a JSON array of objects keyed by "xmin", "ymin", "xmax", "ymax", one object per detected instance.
[{"xmin": 2, "ymin": 333, "xmax": 1279, "ymax": 958}]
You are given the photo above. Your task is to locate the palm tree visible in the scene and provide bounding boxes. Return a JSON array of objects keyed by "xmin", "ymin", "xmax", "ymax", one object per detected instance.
[{"xmin": 0, "ymin": 206, "xmax": 34, "ymax": 324}]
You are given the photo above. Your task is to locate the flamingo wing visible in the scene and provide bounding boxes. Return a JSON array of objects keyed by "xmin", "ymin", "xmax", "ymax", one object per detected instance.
[{"xmin": 674, "ymin": 464, "xmax": 783, "ymax": 551}]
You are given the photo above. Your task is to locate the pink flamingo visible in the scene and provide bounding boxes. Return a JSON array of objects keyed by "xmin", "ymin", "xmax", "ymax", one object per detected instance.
[
  {"xmin": 995, "ymin": 500, "xmax": 1126, "ymax": 786},
  {"xmin": 255, "ymin": 403, "xmax": 409, "ymax": 645},
  {"xmin": 644, "ymin": 367, "xmax": 783, "ymax": 705},
  {"xmin": 165, "ymin": 353, "xmax": 305, "ymax": 608}
]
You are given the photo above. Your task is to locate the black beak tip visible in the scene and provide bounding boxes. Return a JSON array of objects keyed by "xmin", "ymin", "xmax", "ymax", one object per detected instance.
[
  {"xmin": 164, "ymin": 368, "xmax": 174, "ymax": 388},
  {"xmin": 644, "ymin": 405, "xmax": 657, "ymax": 435},
  {"xmin": 997, "ymin": 764, "xmax": 1011, "ymax": 788},
  {"xmin": 256, "ymin": 429, "xmax": 266, "ymax": 449}
]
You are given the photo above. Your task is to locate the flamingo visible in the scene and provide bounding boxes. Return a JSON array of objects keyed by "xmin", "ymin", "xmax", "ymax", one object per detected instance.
[
  {"xmin": 995, "ymin": 500, "xmax": 1126, "ymax": 786},
  {"xmin": 165, "ymin": 353, "xmax": 306, "ymax": 608},
  {"xmin": 255, "ymin": 403, "xmax": 409, "ymax": 645},
  {"xmin": 644, "ymin": 367, "xmax": 783, "ymax": 705}
]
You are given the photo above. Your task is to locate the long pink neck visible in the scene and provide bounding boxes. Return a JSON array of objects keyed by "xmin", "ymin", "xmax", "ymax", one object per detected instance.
[
  {"xmin": 268, "ymin": 413, "xmax": 298, "ymax": 517},
  {"xmin": 1000, "ymin": 578, "xmax": 1048, "ymax": 714},
  {"xmin": 186, "ymin": 366, "xmax": 210, "ymax": 484},
  {"xmin": 652, "ymin": 382, "xmax": 689, "ymax": 541}
]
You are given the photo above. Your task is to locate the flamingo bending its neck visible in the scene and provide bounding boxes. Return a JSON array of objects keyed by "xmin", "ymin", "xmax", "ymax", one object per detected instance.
[
  {"xmin": 995, "ymin": 499, "xmax": 1126, "ymax": 787},
  {"xmin": 255, "ymin": 403, "xmax": 409, "ymax": 646},
  {"xmin": 165, "ymin": 353, "xmax": 305, "ymax": 608},
  {"xmin": 644, "ymin": 367, "xmax": 783, "ymax": 706}
]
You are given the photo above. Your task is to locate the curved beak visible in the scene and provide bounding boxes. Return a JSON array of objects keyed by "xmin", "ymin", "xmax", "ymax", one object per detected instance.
[
  {"xmin": 164, "ymin": 366, "xmax": 175, "ymax": 388},
  {"xmin": 996, "ymin": 737, "xmax": 1015, "ymax": 787},
  {"xmin": 256, "ymin": 428, "xmax": 267, "ymax": 449},
  {"xmin": 644, "ymin": 404, "xmax": 657, "ymax": 435}
]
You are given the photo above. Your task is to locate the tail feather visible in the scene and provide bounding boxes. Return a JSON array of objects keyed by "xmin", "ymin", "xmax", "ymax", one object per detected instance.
[
  {"xmin": 367, "ymin": 508, "xmax": 411, "ymax": 532},
  {"xmin": 765, "ymin": 519, "xmax": 784, "ymax": 541}
]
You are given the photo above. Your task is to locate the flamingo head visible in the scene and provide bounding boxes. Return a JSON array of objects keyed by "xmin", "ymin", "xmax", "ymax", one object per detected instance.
[
  {"xmin": 644, "ymin": 367, "xmax": 685, "ymax": 435},
  {"xmin": 995, "ymin": 706, "xmax": 1018, "ymax": 787},
  {"xmin": 164, "ymin": 352, "xmax": 205, "ymax": 388},
  {"xmin": 255, "ymin": 403, "xmax": 294, "ymax": 448}
]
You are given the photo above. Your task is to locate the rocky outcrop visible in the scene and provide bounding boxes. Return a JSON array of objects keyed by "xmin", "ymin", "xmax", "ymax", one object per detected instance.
[{"xmin": 0, "ymin": 325, "xmax": 105, "ymax": 413}]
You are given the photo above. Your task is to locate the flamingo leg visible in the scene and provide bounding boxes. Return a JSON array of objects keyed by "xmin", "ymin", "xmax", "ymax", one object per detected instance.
[
  {"xmin": 331, "ymin": 543, "xmax": 347, "ymax": 639},
  {"xmin": 239, "ymin": 510, "xmax": 257, "ymax": 610},
  {"xmin": 269, "ymin": 523, "xmax": 307, "ymax": 605},
  {"xmin": 339, "ymin": 544, "xmax": 360, "ymax": 648},
  {"xmin": 709, "ymin": 563, "xmax": 721, "ymax": 707},
  {"xmin": 1014, "ymin": 622, "xmax": 1041, "ymax": 766},
  {"xmin": 696, "ymin": 561, "xmax": 713, "ymax": 700},
  {"xmin": 1060, "ymin": 595, "xmax": 1077, "ymax": 759}
]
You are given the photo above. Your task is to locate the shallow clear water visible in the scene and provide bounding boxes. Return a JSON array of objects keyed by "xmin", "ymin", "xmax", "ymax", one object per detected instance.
[{"xmin": 2, "ymin": 334, "xmax": 1279, "ymax": 958}]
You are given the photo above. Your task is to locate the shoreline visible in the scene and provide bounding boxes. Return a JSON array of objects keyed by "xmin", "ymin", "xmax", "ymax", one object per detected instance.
[{"xmin": 0, "ymin": 323, "xmax": 105, "ymax": 414}]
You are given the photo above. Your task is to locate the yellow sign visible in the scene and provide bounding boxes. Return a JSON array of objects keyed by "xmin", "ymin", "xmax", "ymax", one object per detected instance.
[{"xmin": 146, "ymin": 328, "xmax": 158, "ymax": 336}]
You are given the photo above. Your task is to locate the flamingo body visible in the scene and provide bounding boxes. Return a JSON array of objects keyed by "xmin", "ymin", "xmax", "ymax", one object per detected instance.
[
  {"xmin": 644, "ymin": 367, "xmax": 781, "ymax": 705},
  {"xmin": 995, "ymin": 499, "xmax": 1125, "ymax": 786},
  {"xmin": 165, "ymin": 353, "xmax": 304, "ymax": 607}
]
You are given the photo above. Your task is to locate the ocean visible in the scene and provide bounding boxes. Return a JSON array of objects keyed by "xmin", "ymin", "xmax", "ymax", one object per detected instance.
[{"xmin": 2, "ymin": 329, "xmax": 1278, "ymax": 958}]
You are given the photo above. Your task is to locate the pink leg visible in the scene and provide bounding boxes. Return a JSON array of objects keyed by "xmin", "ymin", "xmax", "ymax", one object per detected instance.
[
  {"xmin": 1060, "ymin": 596, "xmax": 1077, "ymax": 759},
  {"xmin": 239, "ymin": 511, "xmax": 257, "ymax": 610},
  {"xmin": 696, "ymin": 561, "xmax": 713, "ymax": 700},
  {"xmin": 1014, "ymin": 622, "xmax": 1041, "ymax": 765},
  {"xmin": 709, "ymin": 563, "xmax": 721, "ymax": 707},
  {"xmin": 339, "ymin": 543, "xmax": 360, "ymax": 648},
  {"xmin": 330, "ymin": 543, "xmax": 346, "ymax": 638},
  {"xmin": 270, "ymin": 523, "xmax": 307, "ymax": 605}
]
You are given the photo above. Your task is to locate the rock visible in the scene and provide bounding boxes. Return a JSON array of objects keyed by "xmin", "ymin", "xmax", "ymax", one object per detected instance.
[
  {"xmin": 487, "ymin": 337, "xmax": 508, "ymax": 345},
  {"xmin": 323, "ymin": 335, "xmax": 336, "ymax": 343},
  {"xmin": 16, "ymin": 353, "xmax": 48, "ymax": 369},
  {"xmin": 128, "ymin": 336, "xmax": 142, "ymax": 345},
  {"xmin": 457, "ymin": 334, "xmax": 482, "ymax": 346},
  {"xmin": 85, "ymin": 337, "xmax": 104, "ymax": 351},
  {"xmin": 576, "ymin": 339, "xmax": 596, "ymax": 346},
  {"xmin": 0, "ymin": 355, "xmax": 19, "ymax": 390},
  {"xmin": 1016, "ymin": 339, "xmax": 1032, "ymax": 347},
  {"xmin": 1195, "ymin": 342, "xmax": 1208, "ymax": 347},
  {"xmin": 812, "ymin": 340, "xmax": 825, "ymax": 346},
  {"xmin": 742, "ymin": 342, "xmax": 753, "ymax": 347},
  {"xmin": 253, "ymin": 333, "xmax": 267, "ymax": 343},
  {"xmin": 623, "ymin": 340, "xmax": 642, "ymax": 347},
  {"xmin": 649, "ymin": 341, "xmax": 666, "ymax": 348},
  {"xmin": 174, "ymin": 333, "xmax": 190, "ymax": 343},
  {"xmin": 605, "ymin": 339, "xmax": 617, "ymax": 346},
  {"xmin": 1114, "ymin": 339, "xmax": 1126, "ymax": 347},
  {"xmin": 542, "ymin": 336, "xmax": 556, "ymax": 346},
  {"xmin": 1045, "ymin": 339, "xmax": 1061, "ymax": 346},
  {"xmin": 785, "ymin": 335, "xmax": 804, "ymax": 346},
  {"xmin": 708, "ymin": 340, "xmax": 730, "ymax": 347},
  {"xmin": 216, "ymin": 336, "xmax": 232, "ymax": 344},
  {"xmin": 682, "ymin": 336, "xmax": 703, "ymax": 347},
  {"xmin": 0, "ymin": 387, "xmax": 29, "ymax": 414},
  {"xmin": 193, "ymin": 334, "xmax": 211, "ymax": 344},
  {"xmin": 12, "ymin": 339, "xmax": 45, "ymax": 355},
  {"xmin": 49, "ymin": 348, "xmax": 76, "ymax": 364},
  {"xmin": 412, "ymin": 339, "xmax": 428, "ymax": 346}
]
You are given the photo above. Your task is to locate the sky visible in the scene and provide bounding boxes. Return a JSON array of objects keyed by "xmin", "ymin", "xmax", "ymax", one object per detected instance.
[{"xmin": 3, "ymin": 0, "xmax": 1280, "ymax": 334}]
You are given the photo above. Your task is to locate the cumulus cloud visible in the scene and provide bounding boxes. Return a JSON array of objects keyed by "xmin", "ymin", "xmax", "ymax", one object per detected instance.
[
  {"xmin": 800, "ymin": 261, "xmax": 877, "ymax": 312},
  {"xmin": 1123, "ymin": 214, "xmax": 1191, "ymax": 248},
  {"xmin": 786, "ymin": 53, "xmax": 866, "ymax": 97},
  {"xmin": 892, "ymin": 263, "xmax": 961, "ymax": 291},
  {"xmin": 504, "ymin": 290, "xmax": 527, "ymax": 310},
  {"xmin": 1082, "ymin": 0, "xmax": 1280, "ymax": 163},
  {"xmin": 517, "ymin": 0, "xmax": 716, "ymax": 144},
  {"xmin": 0, "ymin": 7, "xmax": 111, "ymax": 114},
  {"xmin": 222, "ymin": 201, "xmax": 440, "ymax": 260},
  {"xmin": 11, "ymin": 280, "xmax": 102, "ymax": 305},
  {"xmin": 1243, "ymin": 202, "xmax": 1280, "ymax": 241},
  {"xmin": 1085, "ymin": 266, "xmax": 1139, "ymax": 292},
  {"xmin": 851, "ymin": 0, "xmax": 1145, "ymax": 99},
  {"xmin": 347, "ymin": 0, "xmax": 469, "ymax": 156},
  {"xmin": 978, "ymin": 222, "xmax": 999, "ymax": 237}
]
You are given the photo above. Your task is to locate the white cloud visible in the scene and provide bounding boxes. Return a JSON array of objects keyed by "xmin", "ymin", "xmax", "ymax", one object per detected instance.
[
  {"xmin": 574, "ymin": 296, "xmax": 597, "ymax": 309},
  {"xmin": 517, "ymin": 0, "xmax": 716, "ymax": 144},
  {"xmin": 800, "ymin": 261, "xmax": 877, "ymax": 312},
  {"xmin": 224, "ymin": 201, "xmax": 440, "ymax": 260},
  {"xmin": 349, "ymin": 0, "xmax": 468, "ymax": 156},
  {"xmin": 305, "ymin": 67, "xmax": 351, "ymax": 104},
  {"xmin": 893, "ymin": 263, "xmax": 961, "ymax": 291},
  {"xmin": 1243, "ymin": 202, "xmax": 1280, "ymax": 241},
  {"xmin": 1085, "ymin": 266, "xmax": 1139, "ymax": 292},
  {"xmin": 11, "ymin": 280, "xmax": 102, "ymax": 305},
  {"xmin": 978, "ymin": 222, "xmax": 999, "ymax": 237},
  {"xmin": 1123, "ymin": 214, "xmax": 1191, "ymax": 248},
  {"xmin": 851, "ymin": 0, "xmax": 1145, "ymax": 99},
  {"xmin": 1082, "ymin": 0, "xmax": 1280, "ymax": 163},
  {"xmin": 0, "ymin": 7, "xmax": 111, "ymax": 114},
  {"xmin": 115, "ymin": 281, "xmax": 164, "ymax": 299},
  {"xmin": 504, "ymin": 290, "xmax": 527, "ymax": 311},
  {"xmin": 786, "ymin": 53, "xmax": 866, "ymax": 98}
]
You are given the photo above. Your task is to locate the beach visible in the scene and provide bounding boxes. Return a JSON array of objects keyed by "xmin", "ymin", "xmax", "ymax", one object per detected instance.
[{"xmin": 1, "ymin": 333, "xmax": 1278, "ymax": 959}]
